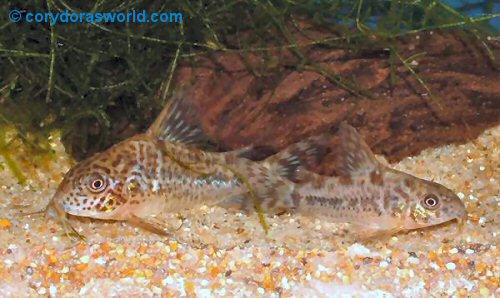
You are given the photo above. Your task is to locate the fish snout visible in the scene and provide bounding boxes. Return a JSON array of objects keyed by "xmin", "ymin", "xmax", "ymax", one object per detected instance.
[{"xmin": 51, "ymin": 177, "xmax": 77, "ymax": 215}]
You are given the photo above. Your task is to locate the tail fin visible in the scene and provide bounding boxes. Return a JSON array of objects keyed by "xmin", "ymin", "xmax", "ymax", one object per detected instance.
[
  {"xmin": 263, "ymin": 149, "xmax": 302, "ymax": 181},
  {"xmin": 218, "ymin": 136, "xmax": 328, "ymax": 214},
  {"xmin": 263, "ymin": 135, "xmax": 328, "ymax": 182},
  {"xmin": 226, "ymin": 158, "xmax": 297, "ymax": 211}
]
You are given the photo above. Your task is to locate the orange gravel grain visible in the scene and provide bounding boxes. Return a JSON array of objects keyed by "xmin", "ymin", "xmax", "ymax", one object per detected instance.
[
  {"xmin": 184, "ymin": 281, "xmax": 195, "ymax": 294},
  {"xmin": 46, "ymin": 255, "xmax": 57, "ymax": 265},
  {"xmin": 75, "ymin": 263, "xmax": 88, "ymax": 271},
  {"xmin": 263, "ymin": 273, "xmax": 275, "ymax": 290},
  {"xmin": 209, "ymin": 266, "xmax": 221, "ymax": 278},
  {"xmin": 0, "ymin": 218, "xmax": 11, "ymax": 229},
  {"xmin": 122, "ymin": 267, "xmax": 135, "ymax": 277},
  {"xmin": 49, "ymin": 272, "xmax": 61, "ymax": 283},
  {"xmin": 100, "ymin": 242, "xmax": 110, "ymax": 253}
]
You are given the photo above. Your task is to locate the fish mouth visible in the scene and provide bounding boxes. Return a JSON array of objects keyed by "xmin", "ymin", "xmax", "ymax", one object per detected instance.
[
  {"xmin": 49, "ymin": 183, "xmax": 87, "ymax": 241},
  {"xmin": 51, "ymin": 195, "xmax": 86, "ymax": 241},
  {"xmin": 52, "ymin": 196, "xmax": 67, "ymax": 219},
  {"xmin": 50, "ymin": 188, "xmax": 68, "ymax": 215}
]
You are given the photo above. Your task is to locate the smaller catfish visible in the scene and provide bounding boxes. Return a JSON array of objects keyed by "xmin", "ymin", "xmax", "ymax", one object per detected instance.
[
  {"xmin": 227, "ymin": 124, "xmax": 467, "ymax": 238},
  {"xmin": 48, "ymin": 90, "xmax": 314, "ymax": 239}
]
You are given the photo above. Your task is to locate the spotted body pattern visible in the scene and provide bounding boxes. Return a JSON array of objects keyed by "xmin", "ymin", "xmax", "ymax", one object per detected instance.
[
  {"xmin": 52, "ymin": 91, "xmax": 306, "ymax": 236},
  {"xmin": 58, "ymin": 136, "xmax": 236, "ymax": 217},
  {"xmin": 275, "ymin": 124, "xmax": 466, "ymax": 237},
  {"xmin": 221, "ymin": 124, "xmax": 467, "ymax": 237},
  {"xmin": 51, "ymin": 88, "xmax": 465, "ymax": 238}
]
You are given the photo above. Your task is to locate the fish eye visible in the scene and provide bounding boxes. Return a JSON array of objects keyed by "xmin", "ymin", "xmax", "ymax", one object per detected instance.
[
  {"xmin": 87, "ymin": 174, "xmax": 107, "ymax": 193},
  {"xmin": 423, "ymin": 194, "xmax": 439, "ymax": 209}
]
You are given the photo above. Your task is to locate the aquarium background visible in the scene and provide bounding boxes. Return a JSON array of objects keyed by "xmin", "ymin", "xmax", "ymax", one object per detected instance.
[
  {"xmin": 0, "ymin": 1, "xmax": 498, "ymax": 296},
  {"xmin": 0, "ymin": 0, "xmax": 498, "ymax": 171}
]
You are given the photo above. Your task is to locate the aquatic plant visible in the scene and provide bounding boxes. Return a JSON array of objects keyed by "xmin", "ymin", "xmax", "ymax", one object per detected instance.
[{"xmin": 0, "ymin": 0, "xmax": 498, "ymax": 182}]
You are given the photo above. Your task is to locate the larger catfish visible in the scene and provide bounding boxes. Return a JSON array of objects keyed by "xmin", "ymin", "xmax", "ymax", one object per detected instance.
[{"xmin": 50, "ymin": 90, "xmax": 312, "ymax": 238}]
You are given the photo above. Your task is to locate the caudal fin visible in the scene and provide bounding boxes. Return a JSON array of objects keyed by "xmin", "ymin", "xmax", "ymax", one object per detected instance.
[
  {"xmin": 227, "ymin": 158, "xmax": 297, "ymax": 211},
  {"xmin": 219, "ymin": 136, "xmax": 327, "ymax": 213},
  {"xmin": 263, "ymin": 135, "xmax": 328, "ymax": 182}
]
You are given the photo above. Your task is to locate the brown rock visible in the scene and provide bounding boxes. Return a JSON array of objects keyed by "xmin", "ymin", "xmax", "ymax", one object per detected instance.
[{"xmin": 173, "ymin": 30, "xmax": 499, "ymax": 175}]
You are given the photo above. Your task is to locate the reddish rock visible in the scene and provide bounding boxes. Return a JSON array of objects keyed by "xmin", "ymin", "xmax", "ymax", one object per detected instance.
[{"xmin": 173, "ymin": 30, "xmax": 499, "ymax": 175}]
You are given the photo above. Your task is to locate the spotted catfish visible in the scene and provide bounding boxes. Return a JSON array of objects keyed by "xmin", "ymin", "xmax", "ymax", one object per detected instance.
[
  {"xmin": 50, "ymin": 90, "xmax": 313, "ymax": 237},
  {"xmin": 232, "ymin": 124, "xmax": 467, "ymax": 238},
  {"xmin": 297, "ymin": 124, "xmax": 467, "ymax": 237}
]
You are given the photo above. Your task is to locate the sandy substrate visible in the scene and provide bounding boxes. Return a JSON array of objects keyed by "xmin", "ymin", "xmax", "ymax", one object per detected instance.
[{"xmin": 0, "ymin": 125, "xmax": 498, "ymax": 297}]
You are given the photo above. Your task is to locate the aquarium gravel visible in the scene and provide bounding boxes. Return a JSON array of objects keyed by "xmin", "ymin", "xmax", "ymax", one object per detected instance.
[{"xmin": 0, "ymin": 125, "xmax": 498, "ymax": 297}]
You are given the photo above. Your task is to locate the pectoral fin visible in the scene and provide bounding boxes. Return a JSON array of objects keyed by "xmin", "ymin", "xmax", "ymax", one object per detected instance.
[
  {"xmin": 128, "ymin": 214, "xmax": 178, "ymax": 236},
  {"xmin": 348, "ymin": 223, "xmax": 402, "ymax": 240},
  {"xmin": 218, "ymin": 194, "xmax": 252, "ymax": 212}
]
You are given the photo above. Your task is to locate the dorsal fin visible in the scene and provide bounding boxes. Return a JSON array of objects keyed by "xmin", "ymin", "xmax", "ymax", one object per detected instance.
[
  {"xmin": 337, "ymin": 123, "xmax": 380, "ymax": 176},
  {"xmin": 147, "ymin": 89, "xmax": 208, "ymax": 145}
]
